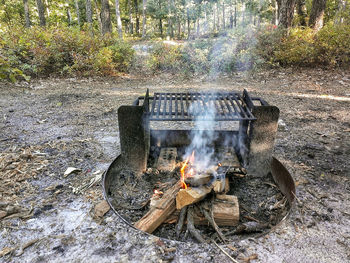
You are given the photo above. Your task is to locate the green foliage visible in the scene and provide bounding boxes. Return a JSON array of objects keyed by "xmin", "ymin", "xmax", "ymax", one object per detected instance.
[
  {"xmin": 0, "ymin": 25, "xmax": 135, "ymax": 80},
  {"xmin": 316, "ymin": 23, "xmax": 350, "ymax": 66}
]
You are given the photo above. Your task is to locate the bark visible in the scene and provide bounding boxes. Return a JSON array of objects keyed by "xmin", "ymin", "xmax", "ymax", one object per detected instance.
[
  {"xmin": 187, "ymin": 7, "xmax": 190, "ymax": 39},
  {"xmin": 234, "ymin": 5, "xmax": 237, "ymax": 27},
  {"xmin": 278, "ymin": 0, "xmax": 297, "ymax": 28},
  {"xmin": 229, "ymin": 4, "xmax": 233, "ymax": 28},
  {"xmin": 272, "ymin": 0, "xmax": 278, "ymax": 24},
  {"xmin": 309, "ymin": 0, "xmax": 326, "ymax": 31},
  {"xmin": 101, "ymin": 0, "xmax": 112, "ymax": 35},
  {"xmin": 74, "ymin": 0, "xmax": 81, "ymax": 27},
  {"xmin": 213, "ymin": 5, "xmax": 216, "ymax": 31},
  {"xmin": 222, "ymin": 2, "xmax": 225, "ymax": 29},
  {"xmin": 94, "ymin": 0, "xmax": 102, "ymax": 31},
  {"xmin": 23, "ymin": 0, "xmax": 31, "ymax": 28},
  {"xmin": 296, "ymin": 0, "xmax": 306, "ymax": 26},
  {"xmin": 135, "ymin": 0, "xmax": 140, "ymax": 34},
  {"xmin": 115, "ymin": 0, "xmax": 123, "ymax": 38},
  {"xmin": 142, "ymin": 0, "xmax": 147, "ymax": 38},
  {"xmin": 167, "ymin": 0, "xmax": 174, "ymax": 38},
  {"xmin": 216, "ymin": 3, "xmax": 220, "ymax": 29},
  {"xmin": 128, "ymin": 0, "xmax": 133, "ymax": 34},
  {"xmin": 67, "ymin": 6, "xmax": 72, "ymax": 25},
  {"xmin": 159, "ymin": 18, "xmax": 163, "ymax": 36},
  {"xmin": 36, "ymin": 0, "xmax": 46, "ymax": 26},
  {"xmin": 242, "ymin": 2, "xmax": 245, "ymax": 25},
  {"xmin": 86, "ymin": 0, "xmax": 93, "ymax": 24}
]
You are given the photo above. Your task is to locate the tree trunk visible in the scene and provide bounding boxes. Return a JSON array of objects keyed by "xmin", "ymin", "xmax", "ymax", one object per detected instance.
[
  {"xmin": 222, "ymin": 2, "xmax": 225, "ymax": 29},
  {"xmin": 23, "ymin": 0, "xmax": 31, "ymax": 27},
  {"xmin": 216, "ymin": 3, "xmax": 220, "ymax": 29},
  {"xmin": 234, "ymin": 4, "xmax": 237, "ymax": 27},
  {"xmin": 229, "ymin": 4, "xmax": 233, "ymax": 28},
  {"xmin": 187, "ymin": 7, "xmax": 190, "ymax": 39},
  {"xmin": 36, "ymin": 0, "xmax": 46, "ymax": 26},
  {"xmin": 309, "ymin": 0, "xmax": 326, "ymax": 31},
  {"xmin": 335, "ymin": 0, "xmax": 347, "ymax": 24},
  {"xmin": 242, "ymin": 2, "xmax": 245, "ymax": 25},
  {"xmin": 168, "ymin": 0, "xmax": 174, "ymax": 38},
  {"xmin": 159, "ymin": 18, "xmax": 163, "ymax": 36},
  {"xmin": 74, "ymin": 0, "xmax": 81, "ymax": 27},
  {"xmin": 115, "ymin": 0, "xmax": 123, "ymax": 38},
  {"xmin": 213, "ymin": 5, "xmax": 216, "ymax": 31},
  {"xmin": 278, "ymin": 0, "xmax": 297, "ymax": 28},
  {"xmin": 296, "ymin": 0, "xmax": 306, "ymax": 26},
  {"xmin": 94, "ymin": 0, "xmax": 102, "ymax": 31},
  {"xmin": 142, "ymin": 0, "xmax": 147, "ymax": 38},
  {"xmin": 128, "ymin": 0, "xmax": 133, "ymax": 34},
  {"xmin": 67, "ymin": 6, "xmax": 72, "ymax": 25},
  {"xmin": 135, "ymin": 0, "xmax": 140, "ymax": 34},
  {"xmin": 177, "ymin": 19, "xmax": 181, "ymax": 38},
  {"xmin": 86, "ymin": 0, "xmax": 93, "ymax": 24},
  {"xmin": 272, "ymin": 0, "xmax": 278, "ymax": 24},
  {"xmin": 196, "ymin": 18, "xmax": 200, "ymax": 37},
  {"xmin": 101, "ymin": 0, "xmax": 112, "ymax": 35}
]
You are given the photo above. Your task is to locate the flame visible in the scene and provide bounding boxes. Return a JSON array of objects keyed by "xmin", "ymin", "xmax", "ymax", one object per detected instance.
[
  {"xmin": 180, "ymin": 151, "xmax": 196, "ymax": 189},
  {"xmin": 180, "ymin": 158, "xmax": 189, "ymax": 189},
  {"xmin": 153, "ymin": 189, "xmax": 163, "ymax": 197}
]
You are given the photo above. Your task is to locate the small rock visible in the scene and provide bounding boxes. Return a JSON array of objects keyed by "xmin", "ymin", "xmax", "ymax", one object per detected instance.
[{"xmin": 94, "ymin": 200, "xmax": 110, "ymax": 218}]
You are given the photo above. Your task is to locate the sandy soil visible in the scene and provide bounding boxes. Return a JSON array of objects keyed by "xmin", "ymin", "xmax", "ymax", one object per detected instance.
[{"xmin": 0, "ymin": 68, "xmax": 349, "ymax": 263}]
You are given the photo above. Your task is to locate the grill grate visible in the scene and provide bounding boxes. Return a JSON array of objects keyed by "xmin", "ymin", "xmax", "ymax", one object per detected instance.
[{"xmin": 147, "ymin": 92, "xmax": 255, "ymax": 121}]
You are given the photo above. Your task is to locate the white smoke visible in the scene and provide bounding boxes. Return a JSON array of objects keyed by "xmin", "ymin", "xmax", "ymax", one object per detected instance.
[{"xmin": 184, "ymin": 97, "xmax": 218, "ymax": 171}]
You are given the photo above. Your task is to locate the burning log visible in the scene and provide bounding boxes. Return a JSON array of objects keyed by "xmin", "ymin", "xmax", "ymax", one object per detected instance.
[
  {"xmin": 184, "ymin": 173, "xmax": 213, "ymax": 187},
  {"xmin": 213, "ymin": 177, "xmax": 230, "ymax": 193},
  {"xmin": 134, "ymin": 180, "xmax": 181, "ymax": 233},
  {"xmin": 176, "ymin": 186, "xmax": 213, "ymax": 210},
  {"xmin": 167, "ymin": 194, "xmax": 239, "ymax": 227}
]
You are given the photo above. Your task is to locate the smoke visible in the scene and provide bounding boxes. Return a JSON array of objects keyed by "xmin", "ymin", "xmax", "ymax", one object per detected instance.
[{"xmin": 184, "ymin": 97, "xmax": 218, "ymax": 171}]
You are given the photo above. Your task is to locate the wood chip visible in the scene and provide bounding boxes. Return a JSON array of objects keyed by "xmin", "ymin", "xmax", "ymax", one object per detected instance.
[{"xmin": 94, "ymin": 200, "xmax": 110, "ymax": 218}]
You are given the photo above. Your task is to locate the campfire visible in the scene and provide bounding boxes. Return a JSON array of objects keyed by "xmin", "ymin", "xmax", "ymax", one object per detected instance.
[{"xmin": 103, "ymin": 89, "xmax": 295, "ymax": 243}]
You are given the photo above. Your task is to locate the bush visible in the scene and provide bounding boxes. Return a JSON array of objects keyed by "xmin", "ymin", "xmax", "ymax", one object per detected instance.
[
  {"xmin": 0, "ymin": 25, "xmax": 135, "ymax": 79},
  {"xmin": 315, "ymin": 24, "xmax": 350, "ymax": 66}
]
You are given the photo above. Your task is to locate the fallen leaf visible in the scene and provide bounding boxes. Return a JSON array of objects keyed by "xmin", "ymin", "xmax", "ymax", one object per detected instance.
[
  {"xmin": 94, "ymin": 200, "xmax": 110, "ymax": 218},
  {"xmin": 64, "ymin": 167, "xmax": 81, "ymax": 177},
  {"xmin": 240, "ymin": 254, "xmax": 258, "ymax": 262},
  {"xmin": 0, "ymin": 247, "xmax": 15, "ymax": 257}
]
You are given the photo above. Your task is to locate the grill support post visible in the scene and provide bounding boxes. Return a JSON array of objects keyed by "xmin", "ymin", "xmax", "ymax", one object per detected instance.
[
  {"xmin": 247, "ymin": 105, "xmax": 280, "ymax": 177},
  {"xmin": 117, "ymin": 90, "xmax": 150, "ymax": 174}
]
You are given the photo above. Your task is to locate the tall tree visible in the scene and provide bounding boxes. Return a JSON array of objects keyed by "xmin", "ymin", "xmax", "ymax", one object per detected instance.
[
  {"xmin": 66, "ymin": 1, "xmax": 72, "ymax": 25},
  {"xmin": 74, "ymin": 0, "xmax": 81, "ymax": 26},
  {"xmin": 86, "ymin": 0, "xmax": 93, "ymax": 25},
  {"xmin": 115, "ymin": 0, "xmax": 123, "ymax": 38},
  {"xmin": 36, "ymin": 0, "xmax": 46, "ymax": 26},
  {"xmin": 222, "ymin": 2, "xmax": 226, "ymax": 29},
  {"xmin": 142, "ymin": 0, "xmax": 147, "ymax": 37},
  {"xmin": 127, "ymin": 0, "xmax": 133, "ymax": 34},
  {"xmin": 278, "ymin": 0, "xmax": 296, "ymax": 28},
  {"xmin": 23, "ymin": 0, "xmax": 31, "ymax": 27},
  {"xmin": 296, "ymin": 0, "xmax": 306, "ymax": 26},
  {"xmin": 309, "ymin": 0, "xmax": 326, "ymax": 30},
  {"xmin": 101, "ymin": 0, "xmax": 112, "ymax": 34}
]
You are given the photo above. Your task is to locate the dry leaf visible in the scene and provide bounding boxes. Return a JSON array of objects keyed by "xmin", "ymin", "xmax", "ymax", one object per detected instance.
[
  {"xmin": 64, "ymin": 167, "xmax": 81, "ymax": 177},
  {"xmin": 0, "ymin": 247, "xmax": 15, "ymax": 257}
]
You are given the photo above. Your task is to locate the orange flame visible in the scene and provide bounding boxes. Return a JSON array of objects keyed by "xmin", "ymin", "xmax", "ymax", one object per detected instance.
[
  {"xmin": 180, "ymin": 158, "xmax": 189, "ymax": 189},
  {"xmin": 180, "ymin": 151, "xmax": 196, "ymax": 189}
]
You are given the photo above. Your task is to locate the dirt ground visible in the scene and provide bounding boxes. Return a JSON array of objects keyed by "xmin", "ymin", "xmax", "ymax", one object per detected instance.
[{"xmin": 0, "ymin": 68, "xmax": 349, "ymax": 263}]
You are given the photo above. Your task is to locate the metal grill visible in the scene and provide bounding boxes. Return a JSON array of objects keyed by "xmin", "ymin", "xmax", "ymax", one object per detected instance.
[{"xmin": 147, "ymin": 92, "xmax": 256, "ymax": 121}]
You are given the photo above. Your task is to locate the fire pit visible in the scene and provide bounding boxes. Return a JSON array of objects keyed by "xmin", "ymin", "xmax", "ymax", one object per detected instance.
[{"xmin": 103, "ymin": 89, "xmax": 295, "ymax": 243}]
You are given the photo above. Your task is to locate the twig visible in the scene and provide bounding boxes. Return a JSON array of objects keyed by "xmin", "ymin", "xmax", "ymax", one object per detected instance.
[
  {"xmin": 212, "ymin": 241, "xmax": 240, "ymax": 263},
  {"xmin": 200, "ymin": 200, "xmax": 226, "ymax": 243},
  {"xmin": 187, "ymin": 205, "xmax": 206, "ymax": 243},
  {"xmin": 176, "ymin": 206, "xmax": 187, "ymax": 238}
]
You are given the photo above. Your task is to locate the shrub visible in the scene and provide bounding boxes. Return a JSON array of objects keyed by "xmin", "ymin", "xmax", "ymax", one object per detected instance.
[{"xmin": 0, "ymin": 25, "xmax": 135, "ymax": 79}]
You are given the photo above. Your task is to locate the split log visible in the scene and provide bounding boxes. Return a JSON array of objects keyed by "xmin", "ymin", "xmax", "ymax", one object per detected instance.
[
  {"xmin": 185, "ymin": 173, "xmax": 213, "ymax": 187},
  {"xmin": 213, "ymin": 177, "xmax": 230, "ymax": 193},
  {"xmin": 167, "ymin": 194, "xmax": 239, "ymax": 226},
  {"xmin": 134, "ymin": 180, "xmax": 181, "ymax": 233},
  {"xmin": 176, "ymin": 186, "xmax": 213, "ymax": 210}
]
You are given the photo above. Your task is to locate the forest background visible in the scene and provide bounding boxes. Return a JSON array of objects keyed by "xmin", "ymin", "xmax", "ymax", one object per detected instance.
[{"xmin": 0, "ymin": 0, "xmax": 349, "ymax": 82}]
